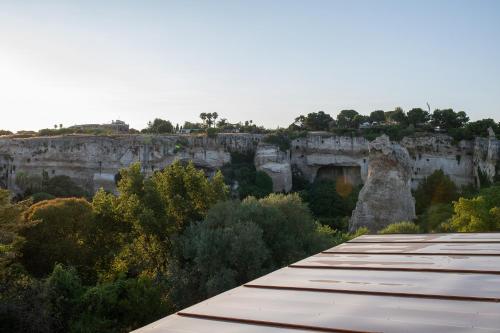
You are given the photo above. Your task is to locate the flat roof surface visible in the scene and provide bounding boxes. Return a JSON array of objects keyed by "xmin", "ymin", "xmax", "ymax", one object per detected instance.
[{"xmin": 133, "ymin": 233, "xmax": 500, "ymax": 333}]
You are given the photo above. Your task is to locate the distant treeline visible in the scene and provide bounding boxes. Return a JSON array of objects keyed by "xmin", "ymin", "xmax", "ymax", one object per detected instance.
[{"xmin": 2, "ymin": 108, "xmax": 499, "ymax": 141}]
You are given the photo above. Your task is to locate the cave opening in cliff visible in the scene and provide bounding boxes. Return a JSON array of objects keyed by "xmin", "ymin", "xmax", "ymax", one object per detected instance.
[{"xmin": 315, "ymin": 165, "xmax": 362, "ymax": 187}]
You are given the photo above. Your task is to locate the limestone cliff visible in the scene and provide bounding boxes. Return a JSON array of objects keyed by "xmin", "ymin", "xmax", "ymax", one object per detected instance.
[
  {"xmin": 349, "ymin": 135, "xmax": 416, "ymax": 232},
  {"xmin": 254, "ymin": 144, "xmax": 292, "ymax": 192},
  {"xmin": 0, "ymin": 132, "xmax": 498, "ymax": 197}
]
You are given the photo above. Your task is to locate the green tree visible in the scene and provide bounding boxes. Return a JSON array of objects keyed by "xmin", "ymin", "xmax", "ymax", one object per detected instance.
[
  {"xmin": 221, "ymin": 152, "xmax": 273, "ymax": 199},
  {"xmin": 96, "ymin": 161, "xmax": 228, "ymax": 279},
  {"xmin": 142, "ymin": 118, "xmax": 174, "ymax": 134},
  {"xmin": 353, "ymin": 114, "xmax": 370, "ymax": 128},
  {"xmin": 431, "ymin": 109, "xmax": 469, "ymax": 129},
  {"xmin": 43, "ymin": 175, "xmax": 88, "ymax": 198},
  {"xmin": 153, "ymin": 161, "xmax": 228, "ymax": 231},
  {"xmin": 336, "ymin": 110, "xmax": 359, "ymax": 128},
  {"xmin": 418, "ymin": 203, "xmax": 454, "ymax": 232},
  {"xmin": 71, "ymin": 276, "xmax": 168, "ymax": 333},
  {"xmin": 0, "ymin": 189, "xmax": 30, "ymax": 270},
  {"xmin": 407, "ymin": 108, "xmax": 430, "ymax": 126},
  {"xmin": 169, "ymin": 193, "xmax": 334, "ymax": 309},
  {"xmin": 385, "ymin": 107, "xmax": 408, "ymax": 125},
  {"xmin": 0, "ymin": 266, "xmax": 72, "ymax": 333},
  {"xmin": 369, "ymin": 110, "xmax": 386, "ymax": 123},
  {"xmin": 168, "ymin": 200, "xmax": 270, "ymax": 308},
  {"xmin": 445, "ymin": 185, "xmax": 500, "ymax": 232},
  {"xmin": 199, "ymin": 112, "xmax": 218, "ymax": 128},
  {"xmin": 414, "ymin": 170, "xmax": 459, "ymax": 214},
  {"xmin": 15, "ymin": 172, "xmax": 43, "ymax": 195},
  {"xmin": 20, "ymin": 198, "xmax": 97, "ymax": 280},
  {"xmin": 0, "ymin": 130, "xmax": 13, "ymax": 135},
  {"xmin": 465, "ymin": 118, "xmax": 498, "ymax": 137},
  {"xmin": 291, "ymin": 111, "xmax": 334, "ymax": 131},
  {"xmin": 302, "ymin": 179, "xmax": 359, "ymax": 231}
]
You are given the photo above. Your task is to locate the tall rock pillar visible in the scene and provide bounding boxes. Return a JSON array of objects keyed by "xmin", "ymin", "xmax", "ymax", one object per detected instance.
[{"xmin": 349, "ymin": 135, "xmax": 416, "ymax": 232}]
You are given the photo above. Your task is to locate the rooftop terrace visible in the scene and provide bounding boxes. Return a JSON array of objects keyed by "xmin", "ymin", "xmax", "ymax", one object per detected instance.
[{"xmin": 134, "ymin": 233, "xmax": 500, "ymax": 333}]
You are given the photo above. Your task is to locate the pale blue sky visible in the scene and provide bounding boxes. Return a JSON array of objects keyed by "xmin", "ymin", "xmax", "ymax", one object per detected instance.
[{"xmin": 1, "ymin": 0, "xmax": 499, "ymax": 131}]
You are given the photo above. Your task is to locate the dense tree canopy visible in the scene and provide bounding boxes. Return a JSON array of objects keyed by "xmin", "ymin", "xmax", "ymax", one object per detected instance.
[
  {"xmin": 431, "ymin": 109, "xmax": 469, "ymax": 129},
  {"xmin": 414, "ymin": 169, "xmax": 459, "ymax": 214},
  {"xmin": 407, "ymin": 108, "xmax": 430, "ymax": 126},
  {"xmin": 168, "ymin": 193, "xmax": 334, "ymax": 308},
  {"xmin": 142, "ymin": 118, "xmax": 174, "ymax": 134},
  {"xmin": 336, "ymin": 109, "xmax": 359, "ymax": 128},
  {"xmin": 301, "ymin": 179, "xmax": 360, "ymax": 231},
  {"xmin": 369, "ymin": 110, "xmax": 386, "ymax": 123},
  {"xmin": 20, "ymin": 198, "xmax": 97, "ymax": 281},
  {"xmin": 291, "ymin": 111, "xmax": 334, "ymax": 131},
  {"xmin": 445, "ymin": 185, "xmax": 500, "ymax": 232}
]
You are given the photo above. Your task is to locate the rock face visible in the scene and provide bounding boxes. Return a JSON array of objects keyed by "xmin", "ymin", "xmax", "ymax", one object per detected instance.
[
  {"xmin": 0, "ymin": 132, "xmax": 498, "ymax": 196},
  {"xmin": 254, "ymin": 145, "xmax": 292, "ymax": 192},
  {"xmin": 349, "ymin": 135, "xmax": 416, "ymax": 232}
]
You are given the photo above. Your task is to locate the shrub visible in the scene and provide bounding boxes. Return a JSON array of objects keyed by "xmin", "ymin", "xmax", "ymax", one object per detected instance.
[
  {"xmin": 31, "ymin": 192, "xmax": 56, "ymax": 203},
  {"xmin": 378, "ymin": 221, "xmax": 420, "ymax": 234},
  {"xmin": 414, "ymin": 170, "xmax": 458, "ymax": 214},
  {"xmin": 444, "ymin": 185, "xmax": 500, "ymax": 232}
]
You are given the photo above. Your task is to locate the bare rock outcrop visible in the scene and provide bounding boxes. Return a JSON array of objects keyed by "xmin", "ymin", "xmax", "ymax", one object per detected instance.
[{"xmin": 349, "ymin": 135, "xmax": 416, "ymax": 232}]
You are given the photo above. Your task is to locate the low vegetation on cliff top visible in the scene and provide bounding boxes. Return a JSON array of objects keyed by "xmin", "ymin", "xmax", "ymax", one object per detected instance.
[{"xmin": 3, "ymin": 108, "xmax": 499, "ymax": 143}]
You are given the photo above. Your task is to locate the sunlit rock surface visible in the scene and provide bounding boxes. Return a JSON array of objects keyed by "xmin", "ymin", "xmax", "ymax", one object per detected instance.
[
  {"xmin": 349, "ymin": 135, "xmax": 416, "ymax": 232},
  {"xmin": 0, "ymin": 131, "xmax": 498, "ymax": 196}
]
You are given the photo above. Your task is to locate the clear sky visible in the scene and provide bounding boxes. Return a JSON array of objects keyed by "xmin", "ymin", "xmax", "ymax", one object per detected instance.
[{"xmin": 1, "ymin": 0, "xmax": 499, "ymax": 132}]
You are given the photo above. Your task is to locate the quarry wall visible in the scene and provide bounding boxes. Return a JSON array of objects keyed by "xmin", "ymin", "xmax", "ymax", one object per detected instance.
[{"xmin": 0, "ymin": 132, "xmax": 498, "ymax": 195}]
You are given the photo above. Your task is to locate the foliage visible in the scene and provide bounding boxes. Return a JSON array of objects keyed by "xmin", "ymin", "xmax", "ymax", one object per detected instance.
[
  {"xmin": 414, "ymin": 170, "xmax": 458, "ymax": 214},
  {"xmin": 168, "ymin": 193, "xmax": 336, "ymax": 309},
  {"xmin": 31, "ymin": 192, "xmax": 56, "ymax": 203},
  {"xmin": 221, "ymin": 152, "xmax": 273, "ymax": 199},
  {"xmin": 0, "ymin": 130, "xmax": 13, "ymax": 136},
  {"xmin": 44, "ymin": 175, "xmax": 88, "ymax": 198},
  {"xmin": 336, "ymin": 110, "xmax": 359, "ymax": 128},
  {"xmin": 20, "ymin": 198, "xmax": 97, "ymax": 281},
  {"xmin": 350, "ymin": 226, "xmax": 369, "ymax": 238},
  {"xmin": 301, "ymin": 179, "xmax": 359, "ymax": 231},
  {"xmin": 15, "ymin": 171, "xmax": 43, "ymax": 194},
  {"xmin": 290, "ymin": 111, "xmax": 334, "ymax": 131},
  {"xmin": 71, "ymin": 276, "xmax": 168, "ymax": 333},
  {"xmin": 431, "ymin": 109, "xmax": 469, "ymax": 130},
  {"xmin": 407, "ymin": 108, "xmax": 430, "ymax": 126},
  {"xmin": 465, "ymin": 118, "xmax": 498, "ymax": 137},
  {"xmin": 94, "ymin": 161, "xmax": 228, "ymax": 280},
  {"xmin": 291, "ymin": 164, "xmax": 309, "ymax": 191},
  {"xmin": 182, "ymin": 121, "xmax": 203, "ymax": 130},
  {"xmin": 385, "ymin": 107, "xmax": 408, "ymax": 126},
  {"xmin": 263, "ymin": 131, "xmax": 291, "ymax": 151},
  {"xmin": 142, "ymin": 118, "xmax": 174, "ymax": 134},
  {"xmin": 199, "ymin": 112, "xmax": 218, "ymax": 128},
  {"xmin": 378, "ymin": 221, "xmax": 420, "ymax": 234},
  {"xmin": 0, "ymin": 190, "xmax": 30, "ymax": 270},
  {"xmin": 418, "ymin": 203, "xmax": 454, "ymax": 232},
  {"xmin": 0, "ymin": 264, "xmax": 167, "ymax": 333},
  {"xmin": 167, "ymin": 200, "xmax": 269, "ymax": 308},
  {"xmin": 369, "ymin": 110, "xmax": 386, "ymax": 123},
  {"xmin": 153, "ymin": 161, "xmax": 228, "ymax": 231},
  {"xmin": 444, "ymin": 185, "xmax": 500, "ymax": 232},
  {"xmin": 206, "ymin": 127, "xmax": 218, "ymax": 138},
  {"xmin": 16, "ymin": 172, "xmax": 87, "ymax": 199}
]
